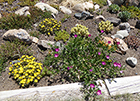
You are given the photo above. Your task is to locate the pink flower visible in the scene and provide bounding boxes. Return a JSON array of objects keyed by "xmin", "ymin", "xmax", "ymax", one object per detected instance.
[
  {"xmin": 120, "ymin": 71, "xmax": 123, "ymax": 73},
  {"xmin": 74, "ymin": 34, "xmax": 78, "ymax": 38},
  {"xmin": 98, "ymin": 52, "xmax": 101, "ymax": 55},
  {"xmin": 117, "ymin": 63, "xmax": 121, "ymax": 67},
  {"xmin": 55, "ymin": 48, "xmax": 59, "ymax": 52},
  {"xmin": 106, "ymin": 55, "xmax": 109, "ymax": 59},
  {"xmin": 101, "ymin": 30, "xmax": 104, "ymax": 33},
  {"xmin": 102, "ymin": 61, "xmax": 106, "ymax": 65},
  {"xmin": 88, "ymin": 34, "xmax": 91, "ymax": 37},
  {"xmin": 117, "ymin": 42, "xmax": 120, "ymax": 45},
  {"xmin": 67, "ymin": 67, "xmax": 70, "ymax": 70},
  {"xmin": 89, "ymin": 69, "xmax": 93, "ymax": 72},
  {"xmin": 54, "ymin": 54, "xmax": 59, "ymax": 57},
  {"xmin": 108, "ymin": 41, "xmax": 111, "ymax": 44},
  {"xmin": 97, "ymin": 90, "xmax": 102, "ymax": 95},
  {"xmin": 90, "ymin": 84, "xmax": 95, "ymax": 88},
  {"xmin": 113, "ymin": 62, "xmax": 118, "ymax": 67},
  {"xmin": 70, "ymin": 66, "xmax": 73, "ymax": 68}
]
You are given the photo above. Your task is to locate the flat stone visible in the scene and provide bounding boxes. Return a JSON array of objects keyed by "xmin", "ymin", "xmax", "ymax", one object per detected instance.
[
  {"xmin": 119, "ymin": 23, "xmax": 130, "ymax": 33},
  {"xmin": 116, "ymin": 30, "xmax": 129, "ymax": 38},
  {"xmin": 106, "ymin": 17, "xmax": 121, "ymax": 26},
  {"xmin": 38, "ymin": 40, "xmax": 55, "ymax": 49},
  {"xmin": 59, "ymin": 6, "xmax": 72, "ymax": 14},
  {"xmin": 35, "ymin": 2, "xmax": 58, "ymax": 15},
  {"xmin": 15, "ymin": 6, "xmax": 30, "ymax": 16},
  {"xmin": 29, "ymin": 36, "xmax": 39, "ymax": 44},
  {"xmin": 126, "ymin": 57, "xmax": 137, "ymax": 67},
  {"xmin": 105, "ymin": 76, "xmax": 140, "ymax": 96},
  {"xmin": 95, "ymin": 15, "xmax": 106, "ymax": 21},
  {"xmin": 111, "ymin": 34, "xmax": 124, "ymax": 39}
]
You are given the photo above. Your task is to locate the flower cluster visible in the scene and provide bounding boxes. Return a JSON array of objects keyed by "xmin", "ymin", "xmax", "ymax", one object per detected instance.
[
  {"xmin": 9, "ymin": 55, "xmax": 43, "ymax": 88},
  {"xmin": 39, "ymin": 18, "xmax": 61, "ymax": 35},
  {"xmin": 98, "ymin": 20, "xmax": 113, "ymax": 33},
  {"xmin": 71, "ymin": 24, "xmax": 90, "ymax": 36}
]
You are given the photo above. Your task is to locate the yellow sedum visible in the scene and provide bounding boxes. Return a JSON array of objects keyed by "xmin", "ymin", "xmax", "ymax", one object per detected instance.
[
  {"xmin": 71, "ymin": 24, "xmax": 90, "ymax": 36},
  {"xmin": 8, "ymin": 55, "xmax": 43, "ymax": 88},
  {"xmin": 98, "ymin": 20, "xmax": 113, "ymax": 33}
]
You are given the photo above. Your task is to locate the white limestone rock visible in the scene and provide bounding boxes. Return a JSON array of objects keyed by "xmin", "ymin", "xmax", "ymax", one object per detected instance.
[
  {"xmin": 35, "ymin": 2, "xmax": 58, "ymax": 15},
  {"xmin": 59, "ymin": 6, "xmax": 72, "ymax": 14},
  {"xmin": 38, "ymin": 40, "xmax": 55, "ymax": 49},
  {"xmin": 15, "ymin": 6, "xmax": 30, "ymax": 16}
]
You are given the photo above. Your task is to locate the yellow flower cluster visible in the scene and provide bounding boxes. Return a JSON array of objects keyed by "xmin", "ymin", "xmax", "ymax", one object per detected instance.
[
  {"xmin": 98, "ymin": 20, "xmax": 113, "ymax": 33},
  {"xmin": 9, "ymin": 55, "xmax": 43, "ymax": 88},
  {"xmin": 39, "ymin": 18, "xmax": 61, "ymax": 35},
  {"xmin": 71, "ymin": 24, "xmax": 90, "ymax": 36}
]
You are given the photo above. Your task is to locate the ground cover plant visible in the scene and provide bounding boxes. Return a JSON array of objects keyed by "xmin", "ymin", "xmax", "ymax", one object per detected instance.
[{"xmin": 43, "ymin": 30, "xmax": 125, "ymax": 100}]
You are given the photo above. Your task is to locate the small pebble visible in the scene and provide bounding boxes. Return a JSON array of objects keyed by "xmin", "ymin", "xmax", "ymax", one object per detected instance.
[{"xmin": 135, "ymin": 73, "xmax": 138, "ymax": 75}]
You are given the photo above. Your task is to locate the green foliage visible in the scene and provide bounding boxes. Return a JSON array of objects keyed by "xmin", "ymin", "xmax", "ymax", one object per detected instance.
[
  {"xmin": 0, "ymin": 40, "xmax": 32, "ymax": 61},
  {"xmin": 118, "ymin": 11, "xmax": 131, "ymax": 22},
  {"xmin": 54, "ymin": 30, "xmax": 70, "ymax": 42},
  {"xmin": 61, "ymin": 14, "xmax": 71, "ymax": 23},
  {"xmin": 38, "ymin": 18, "xmax": 61, "ymax": 35},
  {"xmin": 50, "ymin": 4, "xmax": 60, "ymax": 11},
  {"xmin": 92, "ymin": 0, "xmax": 107, "ymax": 7},
  {"xmin": 0, "ymin": 13, "xmax": 31, "ymax": 30},
  {"xmin": 29, "ymin": 30, "xmax": 41, "ymax": 38},
  {"xmin": 0, "ymin": 6, "xmax": 51, "ymax": 30},
  {"xmin": 43, "ymin": 33, "xmax": 125, "ymax": 100},
  {"xmin": 71, "ymin": 24, "xmax": 90, "ymax": 36},
  {"xmin": 107, "ymin": 4, "xmax": 120, "ymax": 13},
  {"xmin": 120, "ymin": 5, "xmax": 140, "ymax": 19},
  {"xmin": 9, "ymin": 55, "xmax": 42, "ymax": 88},
  {"xmin": 98, "ymin": 20, "xmax": 113, "ymax": 33}
]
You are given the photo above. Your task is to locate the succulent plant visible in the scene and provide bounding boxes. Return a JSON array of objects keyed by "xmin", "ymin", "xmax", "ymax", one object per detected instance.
[
  {"xmin": 71, "ymin": 24, "xmax": 90, "ymax": 36},
  {"xmin": 98, "ymin": 20, "xmax": 113, "ymax": 33},
  {"xmin": 118, "ymin": 11, "xmax": 131, "ymax": 22},
  {"xmin": 108, "ymin": 4, "xmax": 120, "ymax": 13}
]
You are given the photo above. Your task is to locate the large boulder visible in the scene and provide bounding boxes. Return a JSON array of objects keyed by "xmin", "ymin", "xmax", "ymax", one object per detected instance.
[
  {"xmin": 35, "ymin": 2, "xmax": 58, "ymax": 15},
  {"xmin": 15, "ymin": 6, "xmax": 30, "ymax": 16},
  {"xmin": 2, "ymin": 29, "xmax": 32, "ymax": 44},
  {"xmin": 59, "ymin": 6, "xmax": 72, "ymax": 14}
]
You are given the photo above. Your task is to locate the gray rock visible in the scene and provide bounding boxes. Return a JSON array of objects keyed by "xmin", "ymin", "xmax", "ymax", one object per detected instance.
[
  {"xmin": 95, "ymin": 15, "xmax": 106, "ymax": 21},
  {"xmin": 119, "ymin": 23, "xmax": 130, "ymax": 33},
  {"xmin": 106, "ymin": 17, "xmax": 121, "ymax": 26},
  {"xmin": 29, "ymin": 36, "xmax": 39, "ymax": 44},
  {"xmin": 94, "ymin": 4, "xmax": 100, "ymax": 10},
  {"xmin": 112, "ymin": 0, "xmax": 124, "ymax": 5},
  {"xmin": 35, "ymin": 2, "xmax": 58, "ymax": 15},
  {"xmin": 15, "ymin": 6, "xmax": 30, "ymax": 16},
  {"xmin": 38, "ymin": 40, "xmax": 55, "ymax": 49},
  {"xmin": 135, "ymin": 20, "xmax": 140, "ymax": 29},
  {"xmin": 126, "ymin": 57, "xmax": 137, "ymax": 67},
  {"xmin": 74, "ymin": 11, "xmax": 94, "ymax": 20},
  {"xmin": 107, "ymin": 0, "xmax": 112, "ymax": 6},
  {"xmin": 59, "ymin": 6, "xmax": 72, "ymax": 14},
  {"xmin": 116, "ymin": 30, "xmax": 129, "ymax": 37},
  {"xmin": 24, "ymin": 11, "xmax": 30, "ymax": 16},
  {"xmin": 2, "ymin": 29, "xmax": 32, "ymax": 44}
]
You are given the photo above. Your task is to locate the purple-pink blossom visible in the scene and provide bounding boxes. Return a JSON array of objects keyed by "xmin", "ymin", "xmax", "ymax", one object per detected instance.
[
  {"xmin": 98, "ymin": 52, "xmax": 101, "ymax": 55},
  {"xmin": 67, "ymin": 67, "xmax": 70, "ymax": 70},
  {"xmin": 88, "ymin": 34, "xmax": 91, "ymax": 37},
  {"xmin": 90, "ymin": 84, "xmax": 95, "ymax": 88},
  {"xmin": 113, "ymin": 62, "xmax": 118, "ymax": 67},
  {"xmin": 117, "ymin": 63, "xmax": 121, "ymax": 67},
  {"xmin": 74, "ymin": 34, "xmax": 78, "ymax": 38},
  {"xmin": 102, "ymin": 61, "xmax": 106, "ymax": 65},
  {"xmin": 108, "ymin": 41, "xmax": 111, "ymax": 44},
  {"xmin": 106, "ymin": 55, "xmax": 109, "ymax": 59},
  {"xmin": 55, "ymin": 48, "xmax": 59, "ymax": 52},
  {"xmin": 117, "ymin": 42, "xmax": 120, "ymax": 45},
  {"xmin": 70, "ymin": 66, "xmax": 73, "ymax": 68},
  {"xmin": 54, "ymin": 54, "xmax": 59, "ymax": 57},
  {"xmin": 120, "ymin": 71, "xmax": 123, "ymax": 73},
  {"xmin": 101, "ymin": 30, "xmax": 104, "ymax": 33},
  {"xmin": 97, "ymin": 90, "xmax": 102, "ymax": 95},
  {"xmin": 89, "ymin": 69, "xmax": 93, "ymax": 72}
]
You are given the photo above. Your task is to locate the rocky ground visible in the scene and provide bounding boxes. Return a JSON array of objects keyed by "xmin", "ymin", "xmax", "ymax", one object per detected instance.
[{"xmin": 0, "ymin": 0, "xmax": 140, "ymax": 92}]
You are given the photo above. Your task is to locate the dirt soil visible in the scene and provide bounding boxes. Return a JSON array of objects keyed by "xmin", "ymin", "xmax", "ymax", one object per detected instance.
[{"xmin": 0, "ymin": 2, "xmax": 140, "ymax": 91}]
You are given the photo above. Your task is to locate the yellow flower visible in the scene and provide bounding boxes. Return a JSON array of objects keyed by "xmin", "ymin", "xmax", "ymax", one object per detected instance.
[
  {"xmin": 34, "ymin": 73, "xmax": 37, "ymax": 77},
  {"xmin": 37, "ymin": 69, "xmax": 40, "ymax": 72},
  {"xmin": 8, "ymin": 73, "xmax": 11, "ymax": 75},
  {"xmin": 10, "ymin": 62, "xmax": 12, "ymax": 64},
  {"xmin": 21, "ymin": 84, "xmax": 24, "ymax": 87},
  {"xmin": 48, "ymin": 32, "xmax": 50, "ymax": 35},
  {"xmin": 16, "ymin": 74, "xmax": 19, "ymax": 78},
  {"xmin": 9, "ymin": 67, "xmax": 13, "ymax": 71},
  {"xmin": 30, "ymin": 78, "xmax": 33, "ymax": 82},
  {"xmin": 19, "ymin": 76, "xmax": 22, "ymax": 79},
  {"xmin": 34, "ymin": 79, "xmax": 38, "ymax": 83},
  {"xmin": 37, "ymin": 76, "xmax": 40, "ymax": 80},
  {"xmin": 25, "ymin": 73, "xmax": 28, "ymax": 76}
]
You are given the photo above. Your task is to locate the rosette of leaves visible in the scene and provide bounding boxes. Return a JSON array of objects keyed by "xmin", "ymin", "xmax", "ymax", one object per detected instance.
[
  {"xmin": 118, "ymin": 11, "xmax": 131, "ymax": 22},
  {"xmin": 9, "ymin": 55, "xmax": 43, "ymax": 88},
  {"xmin": 38, "ymin": 18, "xmax": 61, "ymax": 35},
  {"xmin": 54, "ymin": 30, "xmax": 70, "ymax": 42},
  {"xmin": 71, "ymin": 24, "xmax": 90, "ymax": 36},
  {"xmin": 107, "ymin": 4, "xmax": 120, "ymax": 13},
  {"xmin": 98, "ymin": 20, "xmax": 113, "ymax": 33}
]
